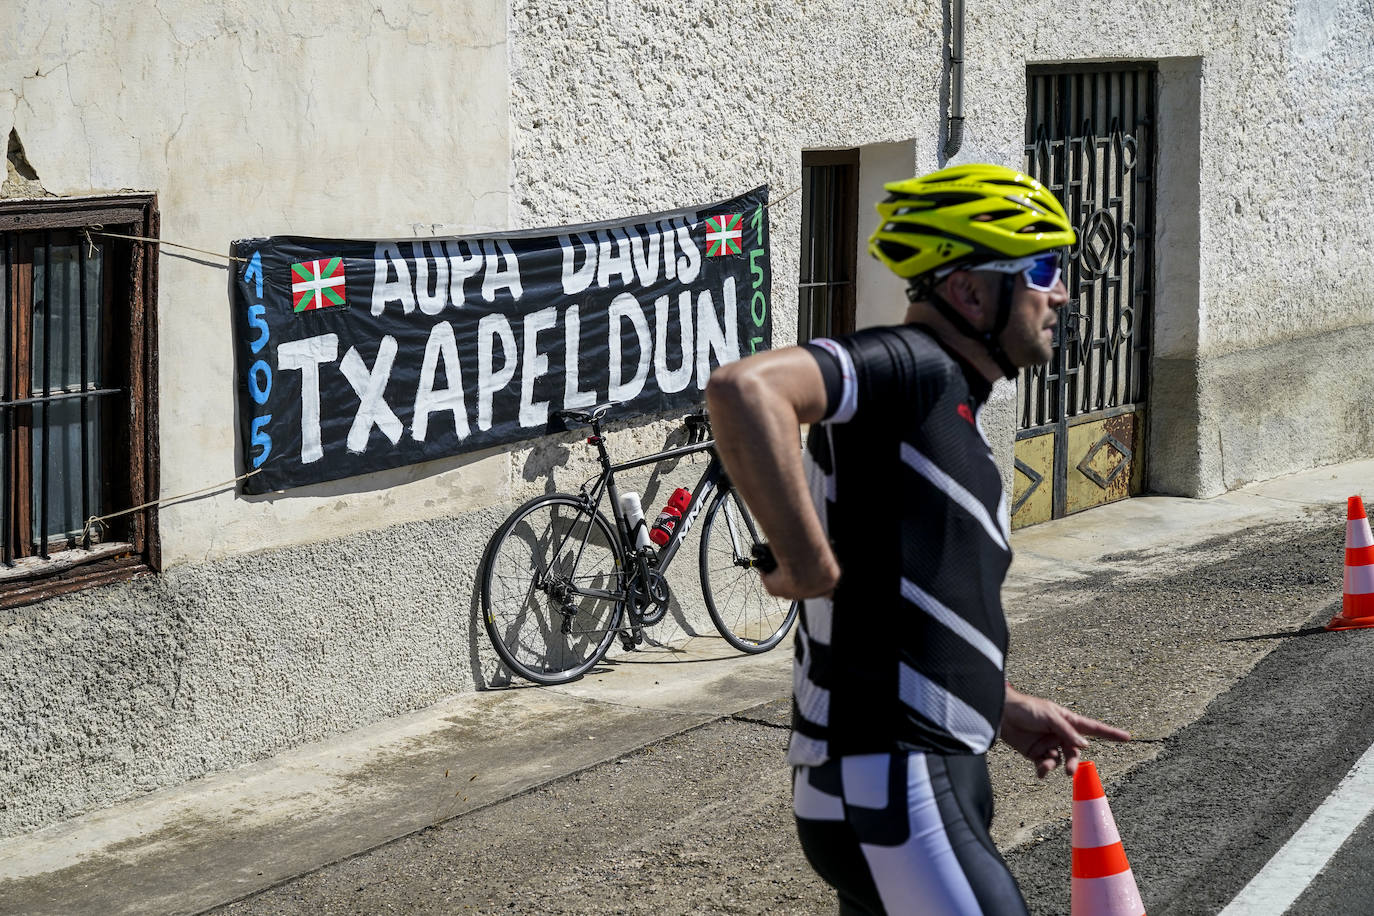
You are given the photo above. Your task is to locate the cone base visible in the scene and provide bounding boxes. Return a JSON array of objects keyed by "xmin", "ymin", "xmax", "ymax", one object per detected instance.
[{"xmin": 1326, "ymin": 613, "xmax": 1374, "ymax": 631}]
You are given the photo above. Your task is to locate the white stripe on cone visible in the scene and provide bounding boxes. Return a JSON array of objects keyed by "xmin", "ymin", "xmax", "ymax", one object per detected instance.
[
  {"xmin": 1073, "ymin": 797, "xmax": 1122, "ymax": 848},
  {"xmin": 1348, "ymin": 519, "xmax": 1374, "ymax": 549},
  {"xmin": 1072, "ymin": 872, "xmax": 1146, "ymax": 916},
  {"xmin": 1347, "ymin": 564, "xmax": 1374, "ymax": 595}
]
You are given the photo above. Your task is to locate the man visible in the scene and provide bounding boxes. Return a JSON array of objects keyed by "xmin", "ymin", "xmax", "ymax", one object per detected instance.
[{"xmin": 705, "ymin": 164, "xmax": 1130, "ymax": 915}]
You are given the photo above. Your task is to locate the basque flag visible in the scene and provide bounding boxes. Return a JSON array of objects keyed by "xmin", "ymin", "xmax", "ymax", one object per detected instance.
[
  {"xmin": 291, "ymin": 257, "xmax": 347, "ymax": 312},
  {"xmin": 705, "ymin": 213, "xmax": 743, "ymax": 257}
]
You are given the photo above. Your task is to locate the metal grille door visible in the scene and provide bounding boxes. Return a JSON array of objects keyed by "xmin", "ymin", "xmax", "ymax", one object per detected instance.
[{"xmin": 1013, "ymin": 66, "xmax": 1156, "ymax": 528}]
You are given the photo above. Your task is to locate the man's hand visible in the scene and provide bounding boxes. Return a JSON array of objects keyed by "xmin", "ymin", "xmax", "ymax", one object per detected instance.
[
  {"xmin": 760, "ymin": 558, "xmax": 840, "ymax": 601},
  {"xmin": 1000, "ymin": 684, "xmax": 1131, "ymax": 778}
]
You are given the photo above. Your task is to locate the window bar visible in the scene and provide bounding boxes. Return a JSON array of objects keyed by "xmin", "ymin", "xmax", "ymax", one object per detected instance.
[
  {"xmin": 2, "ymin": 236, "xmax": 10, "ymax": 566},
  {"xmin": 818, "ymin": 167, "xmax": 832, "ymax": 338},
  {"xmin": 79, "ymin": 237, "xmax": 91, "ymax": 539},
  {"xmin": 40, "ymin": 230, "xmax": 51, "ymax": 558},
  {"xmin": 1021, "ymin": 78, "xmax": 1035, "ymax": 430},
  {"xmin": 80, "ymin": 236, "xmax": 93, "ymax": 543}
]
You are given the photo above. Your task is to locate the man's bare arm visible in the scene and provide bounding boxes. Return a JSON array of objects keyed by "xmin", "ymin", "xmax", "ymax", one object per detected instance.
[{"xmin": 705, "ymin": 347, "xmax": 840, "ymax": 599}]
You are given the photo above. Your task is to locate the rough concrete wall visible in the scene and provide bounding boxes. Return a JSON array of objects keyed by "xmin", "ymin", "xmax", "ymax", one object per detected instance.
[
  {"xmin": 508, "ymin": 0, "xmax": 947, "ymax": 344},
  {"xmin": 507, "ymin": 0, "xmax": 1373, "ymax": 502},
  {"xmin": 0, "ymin": 0, "xmax": 523, "ymax": 841},
  {"xmin": 0, "ymin": 419, "xmax": 723, "ymax": 839},
  {"xmin": 1189, "ymin": 0, "xmax": 1374, "ymax": 493}
]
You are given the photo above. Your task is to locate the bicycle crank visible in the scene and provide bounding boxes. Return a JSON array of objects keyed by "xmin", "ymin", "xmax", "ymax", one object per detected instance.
[{"xmin": 631, "ymin": 569, "xmax": 671, "ymax": 626}]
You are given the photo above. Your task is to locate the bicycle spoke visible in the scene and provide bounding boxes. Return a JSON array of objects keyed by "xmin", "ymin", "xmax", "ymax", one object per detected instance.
[{"xmin": 700, "ymin": 487, "xmax": 798, "ymax": 653}]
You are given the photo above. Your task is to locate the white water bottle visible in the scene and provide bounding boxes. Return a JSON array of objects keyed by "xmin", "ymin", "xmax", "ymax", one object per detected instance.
[{"xmin": 618, "ymin": 492, "xmax": 652, "ymax": 551}]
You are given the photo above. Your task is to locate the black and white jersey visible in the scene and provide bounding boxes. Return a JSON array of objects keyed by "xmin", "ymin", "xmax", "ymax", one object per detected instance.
[{"xmin": 789, "ymin": 324, "xmax": 1012, "ymax": 767}]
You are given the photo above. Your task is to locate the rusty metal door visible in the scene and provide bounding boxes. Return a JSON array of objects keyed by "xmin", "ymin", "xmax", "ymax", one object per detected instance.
[{"xmin": 1013, "ymin": 66, "xmax": 1156, "ymax": 528}]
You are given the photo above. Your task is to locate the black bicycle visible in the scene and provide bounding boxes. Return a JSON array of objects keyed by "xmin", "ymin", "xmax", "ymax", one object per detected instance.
[{"xmin": 479, "ymin": 403, "xmax": 799, "ymax": 685}]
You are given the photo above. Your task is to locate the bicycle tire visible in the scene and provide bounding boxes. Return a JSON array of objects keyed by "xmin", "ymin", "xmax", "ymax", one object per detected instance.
[
  {"xmin": 699, "ymin": 486, "xmax": 799, "ymax": 653},
  {"xmin": 481, "ymin": 493, "xmax": 626, "ymax": 685}
]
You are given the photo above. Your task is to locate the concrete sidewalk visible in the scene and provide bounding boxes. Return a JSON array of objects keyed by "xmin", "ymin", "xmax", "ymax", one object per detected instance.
[{"xmin": 2, "ymin": 459, "xmax": 1370, "ymax": 916}]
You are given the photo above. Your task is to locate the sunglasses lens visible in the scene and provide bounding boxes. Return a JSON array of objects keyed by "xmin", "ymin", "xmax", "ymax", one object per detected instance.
[{"xmin": 1024, "ymin": 255, "xmax": 1061, "ymax": 290}]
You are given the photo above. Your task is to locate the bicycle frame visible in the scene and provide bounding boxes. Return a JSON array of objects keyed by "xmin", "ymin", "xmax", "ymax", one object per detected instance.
[
  {"xmin": 550, "ymin": 414, "xmax": 766, "ymax": 620},
  {"xmin": 592, "ymin": 438, "xmax": 721, "ymax": 572}
]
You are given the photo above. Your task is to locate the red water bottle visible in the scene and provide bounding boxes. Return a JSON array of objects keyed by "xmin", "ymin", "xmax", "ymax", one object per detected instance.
[{"xmin": 649, "ymin": 488, "xmax": 692, "ymax": 546}]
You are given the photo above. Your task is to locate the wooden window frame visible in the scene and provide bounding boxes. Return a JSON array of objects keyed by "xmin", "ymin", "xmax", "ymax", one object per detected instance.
[{"xmin": 0, "ymin": 194, "xmax": 160, "ymax": 607}]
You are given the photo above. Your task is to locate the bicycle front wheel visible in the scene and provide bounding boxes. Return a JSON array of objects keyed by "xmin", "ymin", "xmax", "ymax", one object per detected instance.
[
  {"xmin": 481, "ymin": 494, "xmax": 626, "ymax": 685},
  {"xmin": 699, "ymin": 486, "xmax": 799, "ymax": 653}
]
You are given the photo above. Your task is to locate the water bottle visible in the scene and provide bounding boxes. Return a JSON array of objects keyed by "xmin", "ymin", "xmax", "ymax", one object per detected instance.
[
  {"xmin": 649, "ymin": 488, "xmax": 693, "ymax": 546},
  {"xmin": 618, "ymin": 491, "xmax": 652, "ymax": 550}
]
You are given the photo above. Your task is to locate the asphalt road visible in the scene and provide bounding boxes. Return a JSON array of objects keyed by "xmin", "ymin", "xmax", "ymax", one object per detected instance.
[
  {"xmin": 211, "ymin": 513, "xmax": 1366, "ymax": 916},
  {"xmin": 1007, "ymin": 606, "xmax": 1374, "ymax": 915}
]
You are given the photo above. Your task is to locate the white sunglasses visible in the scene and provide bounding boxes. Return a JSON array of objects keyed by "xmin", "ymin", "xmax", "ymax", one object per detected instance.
[{"xmin": 966, "ymin": 254, "xmax": 1063, "ymax": 292}]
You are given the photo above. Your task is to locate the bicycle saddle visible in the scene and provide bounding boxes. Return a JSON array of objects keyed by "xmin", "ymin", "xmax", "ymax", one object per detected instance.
[{"xmin": 553, "ymin": 402, "xmax": 621, "ymax": 425}]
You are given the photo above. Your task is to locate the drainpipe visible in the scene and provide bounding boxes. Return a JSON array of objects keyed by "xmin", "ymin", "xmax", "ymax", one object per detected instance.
[{"xmin": 944, "ymin": 0, "xmax": 966, "ymax": 161}]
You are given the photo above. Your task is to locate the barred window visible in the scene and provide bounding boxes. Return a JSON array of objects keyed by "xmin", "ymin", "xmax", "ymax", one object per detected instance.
[{"xmin": 0, "ymin": 196, "xmax": 159, "ymax": 606}]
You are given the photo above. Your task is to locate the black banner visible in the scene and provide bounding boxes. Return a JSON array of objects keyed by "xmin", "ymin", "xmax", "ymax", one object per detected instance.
[{"xmin": 230, "ymin": 187, "xmax": 770, "ymax": 493}]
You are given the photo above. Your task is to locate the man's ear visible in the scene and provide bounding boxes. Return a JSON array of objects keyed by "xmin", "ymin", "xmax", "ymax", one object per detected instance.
[{"xmin": 942, "ymin": 270, "xmax": 990, "ymax": 329}]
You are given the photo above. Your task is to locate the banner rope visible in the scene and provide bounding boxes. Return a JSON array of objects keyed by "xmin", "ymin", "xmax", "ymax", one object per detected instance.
[
  {"xmin": 80, "ymin": 467, "xmax": 264, "ymax": 548},
  {"xmin": 765, "ymin": 185, "xmax": 801, "ymax": 209},
  {"xmin": 83, "ymin": 227, "xmax": 248, "ymax": 263}
]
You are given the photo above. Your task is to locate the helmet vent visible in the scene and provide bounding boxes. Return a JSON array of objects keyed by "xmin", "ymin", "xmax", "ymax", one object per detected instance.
[
  {"xmin": 927, "ymin": 192, "xmax": 983, "ymax": 206},
  {"xmin": 875, "ymin": 240, "xmax": 916, "ymax": 262}
]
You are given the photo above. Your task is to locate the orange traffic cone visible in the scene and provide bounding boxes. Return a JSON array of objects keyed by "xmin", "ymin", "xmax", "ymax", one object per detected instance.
[
  {"xmin": 1071, "ymin": 761, "xmax": 1144, "ymax": 916},
  {"xmin": 1326, "ymin": 496, "xmax": 1374, "ymax": 631}
]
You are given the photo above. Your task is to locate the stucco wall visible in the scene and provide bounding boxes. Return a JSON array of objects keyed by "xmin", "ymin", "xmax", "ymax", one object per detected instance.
[
  {"xmin": 0, "ymin": 424, "xmax": 719, "ymax": 838},
  {"xmin": 2, "ymin": 0, "xmax": 1372, "ymax": 839}
]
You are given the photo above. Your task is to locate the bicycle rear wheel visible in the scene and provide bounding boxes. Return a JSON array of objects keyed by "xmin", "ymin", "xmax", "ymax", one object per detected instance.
[
  {"xmin": 481, "ymin": 494, "xmax": 626, "ymax": 685},
  {"xmin": 699, "ymin": 486, "xmax": 799, "ymax": 653}
]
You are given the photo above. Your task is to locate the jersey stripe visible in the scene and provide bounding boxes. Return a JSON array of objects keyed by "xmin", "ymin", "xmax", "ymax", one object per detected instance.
[
  {"xmin": 794, "ymin": 636, "xmax": 832, "ymax": 723},
  {"xmin": 898, "ymin": 662, "xmax": 996, "ymax": 753},
  {"xmin": 790, "ymin": 731, "xmax": 830, "ymax": 766},
  {"xmin": 900, "ymin": 442, "xmax": 1010, "ymax": 553},
  {"xmin": 811, "ymin": 337, "xmax": 859, "ymax": 423},
  {"xmin": 804, "ymin": 594, "xmax": 834, "ymax": 645},
  {"xmin": 900, "ymin": 577, "xmax": 1004, "ymax": 669}
]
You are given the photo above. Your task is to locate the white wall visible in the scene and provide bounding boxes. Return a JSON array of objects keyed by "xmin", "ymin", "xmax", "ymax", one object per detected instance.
[
  {"xmin": 855, "ymin": 141, "xmax": 917, "ymax": 331},
  {"xmin": 1, "ymin": 0, "xmax": 512, "ymax": 566}
]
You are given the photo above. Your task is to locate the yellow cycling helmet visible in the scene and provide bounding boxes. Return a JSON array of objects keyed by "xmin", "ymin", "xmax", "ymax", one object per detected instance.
[{"xmin": 868, "ymin": 164, "xmax": 1076, "ymax": 279}]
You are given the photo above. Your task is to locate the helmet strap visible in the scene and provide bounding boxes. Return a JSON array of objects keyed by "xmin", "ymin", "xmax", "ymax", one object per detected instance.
[{"xmin": 910, "ymin": 273, "xmax": 1020, "ymax": 380}]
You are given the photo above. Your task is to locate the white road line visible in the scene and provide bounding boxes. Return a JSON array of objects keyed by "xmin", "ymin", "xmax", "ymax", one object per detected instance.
[{"xmin": 1219, "ymin": 739, "xmax": 1374, "ymax": 915}]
